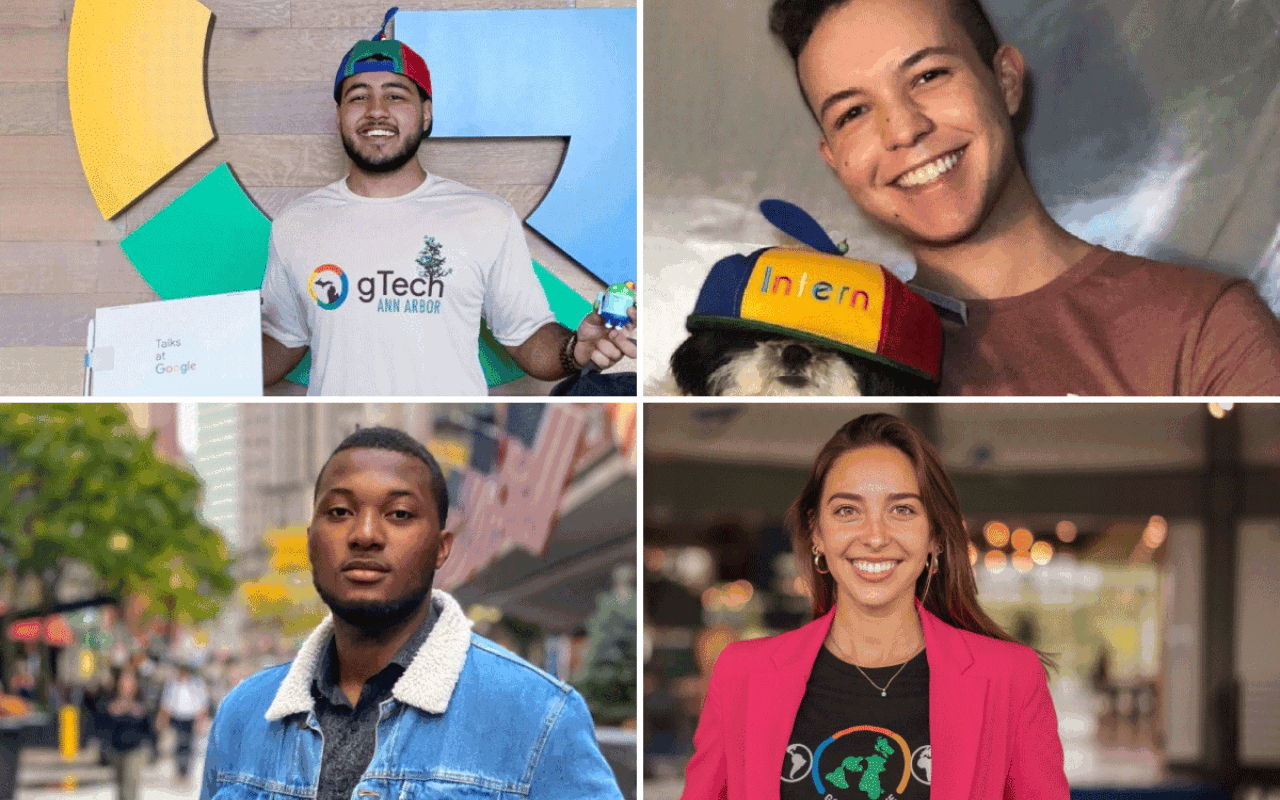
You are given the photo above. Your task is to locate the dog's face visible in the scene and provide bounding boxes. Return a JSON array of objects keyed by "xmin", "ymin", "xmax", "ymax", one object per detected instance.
[
  {"xmin": 709, "ymin": 338, "xmax": 863, "ymax": 396},
  {"xmin": 670, "ymin": 328, "xmax": 936, "ymax": 396},
  {"xmin": 670, "ymin": 329, "xmax": 862, "ymax": 396}
]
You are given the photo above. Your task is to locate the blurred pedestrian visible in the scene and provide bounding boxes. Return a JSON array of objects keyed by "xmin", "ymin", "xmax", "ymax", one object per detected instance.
[
  {"xmin": 1090, "ymin": 645, "xmax": 1111, "ymax": 693},
  {"xmin": 158, "ymin": 662, "xmax": 209, "ymax": 785},
  {"xmin": 105, "ymin": 670, "xmax": 153, "ymax": 800},
  {"xmin": 83, "ymin": 672, "xmax": 113, "ymax": 765},
  {"xmin": 130, "ymin": 652, "xmax": 163, "ymax": 765},
  {"xmin": 10, "ymin": 662, "xmax": 34, "ymax": 701}
]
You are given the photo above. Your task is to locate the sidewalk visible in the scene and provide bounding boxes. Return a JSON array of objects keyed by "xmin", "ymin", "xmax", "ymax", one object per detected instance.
[{"xmin": 16, "ymin": 740, "xmax": 205, "ymax": 800}]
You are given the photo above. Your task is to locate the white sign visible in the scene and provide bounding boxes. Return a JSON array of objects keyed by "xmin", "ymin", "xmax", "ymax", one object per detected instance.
[{"xmin": 86, "ymin": 291, "xmax": 262, "ymax": 397}]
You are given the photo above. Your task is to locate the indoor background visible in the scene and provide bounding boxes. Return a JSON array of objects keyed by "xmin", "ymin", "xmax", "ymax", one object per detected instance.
[
  {"xmin": 644, "ymin": 402, "xmax": 1280, "ymax": 798},
  {"xmin": 644, "ymin": 0, "xmax": 1280, "ymax": 389}
]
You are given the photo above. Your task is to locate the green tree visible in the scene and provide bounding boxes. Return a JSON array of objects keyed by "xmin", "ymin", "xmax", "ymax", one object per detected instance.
[
  {"xmin": 573, "ymin": 590, "xmax": 637, "ymax": 726},
  {"xmin": 415, "ymin": 235, "xmax": 452, "ymax": 281},
  {"xmin": 0, "ymin": 404, "xmax": 233, "ymax": 699}
]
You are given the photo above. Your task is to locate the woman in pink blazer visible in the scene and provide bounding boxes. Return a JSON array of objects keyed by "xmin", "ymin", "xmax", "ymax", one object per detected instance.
[{"xmin": 680, "ymin": 414, "xmax": 1069, "ymax": 800}]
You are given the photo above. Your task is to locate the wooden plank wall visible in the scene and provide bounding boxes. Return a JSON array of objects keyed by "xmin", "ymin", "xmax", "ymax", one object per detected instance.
[{"xmin": 0, "ymin": 0, "xmax": 635, "ymax": 396}]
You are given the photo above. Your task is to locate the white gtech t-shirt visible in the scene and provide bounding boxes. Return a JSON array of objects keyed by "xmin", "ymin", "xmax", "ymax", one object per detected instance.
[{"xmin": 261, "ymin": 173, "xmax": 555, "ymax": 396}]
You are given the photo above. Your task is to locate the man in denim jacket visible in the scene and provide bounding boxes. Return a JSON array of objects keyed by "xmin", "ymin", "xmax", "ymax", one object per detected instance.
[{"xmin": 200, "ymin": 427, "xmax": 623, "ymax": 800}]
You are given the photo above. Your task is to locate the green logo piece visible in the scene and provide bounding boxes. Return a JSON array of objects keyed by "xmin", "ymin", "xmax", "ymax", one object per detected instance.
[
  {"xmin": 826, "ymin": 757, "xmax": 860, "ymax": 789},
  {"xmin": 823, "ymin": 737, "xmax": 896, "ymax": 799}
]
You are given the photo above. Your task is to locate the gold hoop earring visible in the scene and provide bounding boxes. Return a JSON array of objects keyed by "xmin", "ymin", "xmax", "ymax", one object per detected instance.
[
  {"xmin": 921, "ymin": 552, "xmax": 937, "ymax": 598},
  {"xmin": 812, "ymin": 544, "xmax": 830, "ymax": 575}
]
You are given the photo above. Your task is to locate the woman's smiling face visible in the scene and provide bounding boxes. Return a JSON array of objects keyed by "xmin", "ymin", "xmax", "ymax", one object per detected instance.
[{"xmin": 812, "ymin": 444, "xmax": 935, "ymax": 614}]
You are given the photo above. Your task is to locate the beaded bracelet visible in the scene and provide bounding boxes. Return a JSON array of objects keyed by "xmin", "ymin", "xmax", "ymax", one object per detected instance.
[{"xmin": 559, "ymin": 331, "xmax": 581, "ymax": 376}]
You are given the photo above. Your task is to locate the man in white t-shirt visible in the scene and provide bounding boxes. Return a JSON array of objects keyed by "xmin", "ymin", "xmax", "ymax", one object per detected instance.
[
  {"xmin": 157, "ymin": 663, "xmax": 209, "ymax": 785},
  {"xmin": 261, "ymin": 21, "xmax": 636, "ymax": 395}
]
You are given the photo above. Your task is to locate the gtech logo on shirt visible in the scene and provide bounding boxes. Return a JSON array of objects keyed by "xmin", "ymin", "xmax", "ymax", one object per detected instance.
[
  {"xmin": 310, "ymin": 236, "xmax": 453, "ymax": 314},
  {"xmin": 309, "ymin": 266, "xmax": 448, "ymax": 313},
  {"xmin": 359, "ymin": 268, "xmax": 448, "ymax": 314},
  {"xmin": 309, "ymin": 264, "xmax": 349, "ymax": 310}
]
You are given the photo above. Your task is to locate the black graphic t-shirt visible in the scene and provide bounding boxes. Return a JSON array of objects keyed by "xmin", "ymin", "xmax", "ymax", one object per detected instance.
[{"xmin": 781, "ymin": 647, "xmax": 930, "ymax": 800}]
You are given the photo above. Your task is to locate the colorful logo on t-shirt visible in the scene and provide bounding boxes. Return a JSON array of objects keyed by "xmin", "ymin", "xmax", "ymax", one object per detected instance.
[
  {"xmin": 811, "ymin": 727, "xmax": 912, "ymax": 799},
  {"xmin": 309, "ymin": 264, "xmax": 349, "ymax": 310}
]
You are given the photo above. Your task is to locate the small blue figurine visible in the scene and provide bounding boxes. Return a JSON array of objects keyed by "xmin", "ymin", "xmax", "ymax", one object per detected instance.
[{"xmin": 595, "ymin": 280, "xmax": 636, "ymax": 328}]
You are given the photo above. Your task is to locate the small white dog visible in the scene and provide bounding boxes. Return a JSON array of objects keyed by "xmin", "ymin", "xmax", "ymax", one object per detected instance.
[
  {"xmin": 667, "ymin": 327, "xmax": 933, "ymax": 396},
  {"xmin": 702, "ymin": 338, "xmax": 863, "ymax": 396}
]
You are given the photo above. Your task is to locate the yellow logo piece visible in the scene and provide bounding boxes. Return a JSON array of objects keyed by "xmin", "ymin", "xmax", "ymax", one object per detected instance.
[
  {"xmin": 739, "ymin": 249, "xmax": 887, "ymax": 354},
  {"xmin": 68, "ymin": 0, "xmax": 216, "ymax": 219}
]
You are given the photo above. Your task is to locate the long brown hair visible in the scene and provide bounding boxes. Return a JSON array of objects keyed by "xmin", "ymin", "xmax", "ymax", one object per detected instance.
[{"xmin": 786, "ymin": 413, "xmax": 1051, "ymax": 667}]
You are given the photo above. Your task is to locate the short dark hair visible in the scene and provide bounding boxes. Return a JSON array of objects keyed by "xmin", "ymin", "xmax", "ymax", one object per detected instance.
[
  {"xmin": 313, "ymin": 426, "xmax": 449, "ymax": 528},
  {"xmin": 769, "ymin": 0, "xmax": 1001, "ymax": 67}
]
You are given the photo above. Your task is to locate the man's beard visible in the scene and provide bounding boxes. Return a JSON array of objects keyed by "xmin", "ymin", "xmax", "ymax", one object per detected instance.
[
  {"xmin": 340, "ymin": 128, "xmax": 423, "ymax": 174},
  {"xmin": 314, "ymin": 577, "xmax": 432, "ymax": 633}
]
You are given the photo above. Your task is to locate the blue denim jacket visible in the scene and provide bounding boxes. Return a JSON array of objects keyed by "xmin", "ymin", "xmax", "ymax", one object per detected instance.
[{"xmin": 200, "ymin": 591, "xmax": 623, "ymax": 799}]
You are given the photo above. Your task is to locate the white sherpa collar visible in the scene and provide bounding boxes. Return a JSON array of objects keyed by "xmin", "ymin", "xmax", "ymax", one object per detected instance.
[{"xmin": 264, "ymin": 589, "xmax": 473, "ymax": 722}]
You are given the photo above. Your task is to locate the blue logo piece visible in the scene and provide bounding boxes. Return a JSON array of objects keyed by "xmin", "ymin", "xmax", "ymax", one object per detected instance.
[{"xmin": 397, "ymin": 9, "xmax": 636, "ymax": 286}]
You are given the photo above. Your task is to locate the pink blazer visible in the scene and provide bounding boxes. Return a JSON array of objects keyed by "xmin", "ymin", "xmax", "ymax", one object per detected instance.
[{"xmin": 679, "ymin": 601, "xmax": 1069, "ymax": 800}]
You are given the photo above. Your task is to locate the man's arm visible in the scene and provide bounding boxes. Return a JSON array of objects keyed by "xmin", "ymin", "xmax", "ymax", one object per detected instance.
[
  {"xmin": 504, "ymin": 308, "xmax": 638, "ymax": 381},
  {"xmin": 263, "ymin": 334, "xmax": 308, "ymax": 386},
  {"xmin": 1192, "ymin": 281, "xmax": 1280, "ymax": 395},
  {"xmin": 259, "ymin": 224, "xmax": 313, "ymax": 390},
  {"xmin": 528, "ymin": 689, "xmax": 624, "ymax": 800},
  {"xmin": 197, "ymin": 704, "xmax": 220, "ymax": 800}
]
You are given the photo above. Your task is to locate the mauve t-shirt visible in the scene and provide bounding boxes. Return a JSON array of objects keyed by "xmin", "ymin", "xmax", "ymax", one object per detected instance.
[{"xmin": 940, "ymin": 247, "xmax": 1280, "ymax": 396}]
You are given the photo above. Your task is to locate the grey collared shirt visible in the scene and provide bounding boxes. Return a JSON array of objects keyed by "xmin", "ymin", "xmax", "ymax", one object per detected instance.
[{"xmin": 310, "ymin": 605, "xmax": 438, "ymax": 800}]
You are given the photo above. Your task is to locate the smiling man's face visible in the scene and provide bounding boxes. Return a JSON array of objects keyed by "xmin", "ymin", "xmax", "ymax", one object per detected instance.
[
  {"xmin": 308, "ymin": 447, "xmax": 452, "ymax": 632},
  {"xmin": 798, "ymin": 0, "xmax": 1025, "ymax": 246},
  {"xmin": 337, "ymin": 70, "xmax": 432, "ymax": 174}
]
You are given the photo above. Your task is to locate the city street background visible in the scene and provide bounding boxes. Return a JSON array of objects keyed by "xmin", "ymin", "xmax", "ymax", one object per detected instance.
[{"xmin": 1, "ymin": 403, "xmax": 638, "ymax": 800}]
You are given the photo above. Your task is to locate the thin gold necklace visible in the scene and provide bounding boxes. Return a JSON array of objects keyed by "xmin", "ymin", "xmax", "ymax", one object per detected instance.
[{"xmin": 827, "ymin": 635, "xmax": 923, "ymax": 697}]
